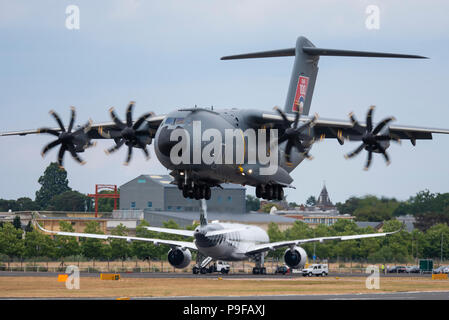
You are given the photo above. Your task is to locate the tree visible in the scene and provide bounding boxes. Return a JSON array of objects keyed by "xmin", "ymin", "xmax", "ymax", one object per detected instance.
[
  {"xmin": 109, "ymin": 224, "xmax": 131, "ymax": 262},
  {"xmin": 16, "ymin": 197, "xmax": 39, "ymax": 211},
  {"xmin": 13, "ymin": 215, "xmax": 22, "ymax": 230},
  {"xmin": 25, "ymin": 221, "xmax": 33, "ymax": 233},
  {"xmin": 131, "ymin": 220, "xmax": 156, "ymax": 260},
  {"xmin": 414, "ymin": 210, "xmax": 449, "ymax": 232},
  {"xmin": 97, "ymin": 190, "xmax": 119, "ymax": 212},
  {"xmin": 80, "ymin": 221, "xmax": 106, "ymax": 261},
  {"xmin": 47, "ymin": 191, "xmax": 89, "ymax": 212},
  {"xmin": 245, "ymin": 195, "xmax": 260, "ymax": 212},
  {"xmin": 35, "ymin": 163, "xmax": 71, "ymax": 209},
  {"xmin": 306, "ymin": 196, "xmax": 316, "ymax": 207},
  {"xmin": 24, "ymin": 229, "xmax": 56, "ymax": 260},
  {"xmin": 0, "ymin": 223, "xmax": 25, "ymax": 262},
  {"xmin": 54, "ymin": 221, "xmax": 80, "ymax": 262}
]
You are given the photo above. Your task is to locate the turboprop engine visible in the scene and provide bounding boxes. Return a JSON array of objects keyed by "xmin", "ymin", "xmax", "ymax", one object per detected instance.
[
  {"xmin": 284, "ymin": 246, "xmax": 307, "ymax": 269},
  {"xmin": 167, "ymin": 248, "xmax": 192, "ymax": 269}
]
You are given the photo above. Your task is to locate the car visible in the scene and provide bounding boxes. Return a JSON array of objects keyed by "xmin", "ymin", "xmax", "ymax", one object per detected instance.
[
  {"xmin": 193, "ymin": 261, "xmax": 230, "ymax": 274},
  {"xmin": 274, "ymin": 265, "xmax": 290, "ymax": 275},
  {"xmin": 302, "ymin": 264, "xmax": 328, "ymax": 277},
  {"xmin": 387, "ymin": 265, "xmax": 407, "ymax": 273},
  {"xmin": 433, "ymin": 265, "xmax": 449, "ymax": 274},
  {"xmin": 405, "ymin": 266, "xmax": 420, "ymax": 273}
]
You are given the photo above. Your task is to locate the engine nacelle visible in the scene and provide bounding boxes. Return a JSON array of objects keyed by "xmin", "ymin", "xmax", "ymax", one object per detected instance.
[
  {"xmin": 284, "ymin": 246, "xmax": 307, "ymax": 269},
  {"xmin": 167, "ymin": 248, "xmax": 192, "ymax": 269}
]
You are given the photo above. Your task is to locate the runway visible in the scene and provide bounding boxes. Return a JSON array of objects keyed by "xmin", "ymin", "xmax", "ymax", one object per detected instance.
[
  {"xmin": 1, "ymin": 271, "xmax": 445, "ymax": 300},
  {"xmin": 138, "ymin": 291, "xmax": 449, "ymax": 300},
  {"xmin": 2, "ymin": 291, "xmax": 448, "ymax": 300},
  {"xmin": 0, "ymin": 271, "xmax": 431, "ymax": 279}
]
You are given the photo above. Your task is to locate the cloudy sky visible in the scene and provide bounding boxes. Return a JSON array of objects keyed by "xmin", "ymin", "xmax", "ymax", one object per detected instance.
[{"xmin": 0, "ymin": 0, "xmax": 448, "ymax": 205}]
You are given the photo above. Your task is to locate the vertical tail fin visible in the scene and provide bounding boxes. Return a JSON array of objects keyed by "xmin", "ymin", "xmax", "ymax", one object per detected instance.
[
  {"xmin": 284, "ymin": 37, "xmax": 319, "ymax": 116},
  {"xmin": 221, "ymin": 36, "xmax": 427, "ymax": 116}
]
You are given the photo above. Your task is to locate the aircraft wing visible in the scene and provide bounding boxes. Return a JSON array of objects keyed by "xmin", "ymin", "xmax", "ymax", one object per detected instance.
[
  {"xmin": 145, "ymin": 226, "xmax": 195, "ymax": 237},
  {"xmin": 0, "ymin": 116, "xmax": 166, "ymax": 139},
  {"xmin": 244, "ymin": 229, "xmax": 400, "ymax": 256},
  {"xmin": 35, "ymin": 220, "xmax": 197, "ymax": 251},
  {"xmin": 259, "ymin": 112, "xmax": 449, "ymax": 143}
]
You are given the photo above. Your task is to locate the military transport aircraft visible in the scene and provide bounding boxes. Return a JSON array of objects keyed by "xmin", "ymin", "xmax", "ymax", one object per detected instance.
[
  {"xmin": 2, "ymin": 36, "xmax": 449, "ymax": 201},
  {"xmin": 34, "ymin": 200, "xmax": 400, "ymax": 274}
]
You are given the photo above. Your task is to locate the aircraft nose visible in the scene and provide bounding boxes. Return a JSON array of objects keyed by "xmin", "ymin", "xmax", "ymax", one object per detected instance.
[{"xmin": 157, "ymin": 126, "xmax": 179, "ymax": 157}]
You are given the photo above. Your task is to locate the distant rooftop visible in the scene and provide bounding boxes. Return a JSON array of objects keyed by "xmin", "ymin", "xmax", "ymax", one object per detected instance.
[
  {"xmin": 145, "ymin": 210, "xmax": 297, "ymax": 224},
  {"xmin": 121, "ymin": 174, "xmax": 245, "ymax": 189}
]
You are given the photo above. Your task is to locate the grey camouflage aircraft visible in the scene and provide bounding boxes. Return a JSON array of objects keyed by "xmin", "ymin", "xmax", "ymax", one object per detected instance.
[{"xmin": 2, "ymin": 36, "xmax": 449, "ymax": 201}]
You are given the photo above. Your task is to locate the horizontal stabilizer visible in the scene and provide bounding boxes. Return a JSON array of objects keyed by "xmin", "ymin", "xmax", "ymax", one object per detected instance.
[
  {"xmin": 221, "ymin": 48, "xmax": 295, "ymax": 60},
  {"xmin": 302, "ymin": 47, "xmax": 428, "ymax": 59},
  {"xmin": 221, "ymin": 47, "xmax": 427, "ymax": 60}
]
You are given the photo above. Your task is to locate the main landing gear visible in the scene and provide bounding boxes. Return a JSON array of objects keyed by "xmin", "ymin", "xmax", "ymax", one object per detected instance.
[
  {"xmin": 255, "ymin": 184, "xmax": 284, "ymax": 201},
  {"xmin": 178, "ymin": 181, "xmax": 211, "ymax": 200},
  {"xmin": 252, "ymin": 253, "xmax": 267, "ymax": 275}
]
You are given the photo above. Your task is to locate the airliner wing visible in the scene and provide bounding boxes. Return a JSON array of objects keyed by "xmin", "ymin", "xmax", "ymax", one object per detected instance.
[
  {"xmin": 145, "ymin": 226, "xmax": 195, "ymax": 237},
  {"xmin": 244, "ymin": 229, "xmax": 400, "ymax": 256},
  {"xmin": 35, "ymin": 221, "xmax": 197, "ymax": 251}
]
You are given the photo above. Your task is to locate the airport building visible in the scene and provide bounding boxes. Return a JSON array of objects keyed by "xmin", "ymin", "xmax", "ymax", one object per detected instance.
[
  {"xmin": 119, "ymin": 174, "xmax": 246, "ymax": 214},
  {"xmin": 117, "ymin": 174, "xmax": 297, "ymax": 230}
]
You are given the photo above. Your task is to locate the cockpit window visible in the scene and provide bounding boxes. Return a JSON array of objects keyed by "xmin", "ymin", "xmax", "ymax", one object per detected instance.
[
  {"xmin": 164, "ymin": 117, "xmax": 176, "ymax": 125},
  {"xmin": 164, "ymin": 117, "xmax": 185, "ymax": 125}
]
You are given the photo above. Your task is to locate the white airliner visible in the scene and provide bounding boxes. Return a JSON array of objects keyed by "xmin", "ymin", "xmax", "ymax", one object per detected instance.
[{"xmin": 34, "ymin": 200, "xmax": 399, "ymax": 274}]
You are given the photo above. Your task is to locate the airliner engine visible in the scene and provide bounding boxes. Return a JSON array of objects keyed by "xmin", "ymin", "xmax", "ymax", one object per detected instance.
[
  {"xmin": 284, "ymin": 246, "xmax": 307, "ymax": 269},
  {"xmin": 168, "ymin": 248, "xmax": 192, "ymax": 269}
]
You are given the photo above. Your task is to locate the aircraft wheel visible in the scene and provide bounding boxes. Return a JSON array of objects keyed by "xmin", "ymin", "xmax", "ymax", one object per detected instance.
[
  {"xmin": 194, "ymin": 185, "xmax": 202, "ymax": 200},
  {"xmin": 264, "ymin": 185, "xmax": 273, "ymax": 200},
  {"xmin": 278, "ymin": 187, "xmax": 284, "ymax": 200},
  {"xmin": 200, "ymin": 267, "xmax": 208, "ymax": 274},
  {"xmin": 182, "ymin": 185, "xmax": 190, "ymax": 198},
  {"xmin": 192, "ymin": 267, "xmax": 199, "ymax": 274},
  {"xmin": 204, "ymin": 186, "xmax": 211, "ymax": 200},
  {"xmin": 252, "ymin": 267, "xmax": 260, "ymax": 275},
  {"xmin": 255, "ymin": 185, "xmax": 263, "ymax": 198},
  {"xmin": 272, "ymin": 185, "xmax": 279, "ymax": 200}
]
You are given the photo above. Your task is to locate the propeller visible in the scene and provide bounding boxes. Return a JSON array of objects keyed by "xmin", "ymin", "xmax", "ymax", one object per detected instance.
[
  {"xmin": 274, "ymin": 107, "xmax": 318, "ymax": 163},
  {"xmin": 38, "ymin": 107, "xmax": 93, "ymax": 168},
  {"xmin": 101, "ymin": 101, "xmax": 155, "ymax": 165},
  {"xmin": 344, "ymin": 105, "xmax": 399, "ymax": 170}
]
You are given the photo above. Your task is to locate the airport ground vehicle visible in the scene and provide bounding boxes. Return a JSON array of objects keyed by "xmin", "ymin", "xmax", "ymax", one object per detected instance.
[
  {"xmin": 388, "ymin": 266, "xmax": 407, "ymax": 273},
  {"xmin": 193, "ymin": 261, "xmax": 230, "ymax": 275},
  {"xmin": 302, "ymin": 264, "xmax": 328, "ymax": 277},
  {"xmin": 433, "ymin": 266, "xmax": 449, "ymax": 274},
  {"xmin": 405, "ymin": 265, "xmax": 420, "ymax": 273},
  {"xmin": 274, "ymin": 265, "xmax": 290, "ymax": 275}
]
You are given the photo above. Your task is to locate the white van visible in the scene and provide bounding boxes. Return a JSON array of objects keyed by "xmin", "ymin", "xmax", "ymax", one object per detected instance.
[{"xmin": 302, "ymin": 264, "xmax": 328, "ymax": 277}]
